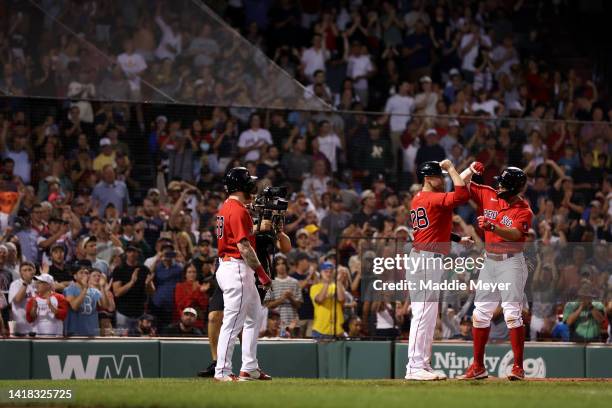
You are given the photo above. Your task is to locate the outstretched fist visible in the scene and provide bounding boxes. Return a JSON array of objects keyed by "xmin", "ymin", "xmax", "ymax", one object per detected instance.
[{"xmin": 470, "ymin": 161, "xmax": 484, "ymax": 175}]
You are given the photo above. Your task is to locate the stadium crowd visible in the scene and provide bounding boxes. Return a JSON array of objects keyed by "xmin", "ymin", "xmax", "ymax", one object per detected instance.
[{"xmin": 0, "ymin": 0, "xmax": 610, "ymax": 342}]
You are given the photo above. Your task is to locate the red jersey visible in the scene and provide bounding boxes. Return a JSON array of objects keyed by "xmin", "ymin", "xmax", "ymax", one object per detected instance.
[
  {"xmin": 411, "ymin": 186, "xmax": 469, "ymax": 255},
  {"xmin": 469, "ymin": 182, "xmax": 533, "ymax": 254},
  {"xmin": 216, "ymin": 198, "xmax": 256, "ymax": 259}
]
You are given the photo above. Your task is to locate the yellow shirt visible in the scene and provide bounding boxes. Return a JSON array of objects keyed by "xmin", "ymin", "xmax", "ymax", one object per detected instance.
[
  {"xmin": 310, "ymin": 283, "xmax": 344, "ymax": 336},
  {"xmin": 93, "ymin": 153, "xmax": 116, "ymax": 172}
]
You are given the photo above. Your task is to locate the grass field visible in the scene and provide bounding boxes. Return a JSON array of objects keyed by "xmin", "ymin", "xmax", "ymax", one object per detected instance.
[{"xmin": 1, "ymin": 378, "xmax": 611, "ymax": 408}]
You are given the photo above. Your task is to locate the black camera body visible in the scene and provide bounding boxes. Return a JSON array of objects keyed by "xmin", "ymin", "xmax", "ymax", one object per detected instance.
[{"xmin": 253, "ymin": 186, "xmax": 289, "ymax": 214}]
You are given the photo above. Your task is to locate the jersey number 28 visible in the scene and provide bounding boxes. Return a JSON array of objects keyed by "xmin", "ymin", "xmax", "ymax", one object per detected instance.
[
  {"xmin": 410, "ymin": 207, "xmax": 430, "ymax": 230},
  {"xmin": 216, "ymin": 216, "xmax": 224, "ymax": 239}
]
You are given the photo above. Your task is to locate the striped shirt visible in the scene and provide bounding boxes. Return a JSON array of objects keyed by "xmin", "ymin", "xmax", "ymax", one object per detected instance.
[{"xmin": 264, "ymin": 276, "xmax": 302, "ymax": 326}]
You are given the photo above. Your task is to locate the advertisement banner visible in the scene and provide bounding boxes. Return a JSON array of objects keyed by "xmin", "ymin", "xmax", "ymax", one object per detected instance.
[
  {"xmin": 30, "ymin": 340, "xmax": 160, "ymax": 379},
  {"xmin": 394, "ymin": 342, "xmax": 585, "ymax": 378}
]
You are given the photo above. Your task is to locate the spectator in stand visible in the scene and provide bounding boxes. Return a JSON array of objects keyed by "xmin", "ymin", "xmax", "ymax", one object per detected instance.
[
  {"xmin": 116, "ymin": 38, "xmax": 147, "ymax": 99},
  {"xmin": 281, "ymin": 136, "xmax": 313, "ymax": 190},
  {"xmin": 92, "ymin": 165, "xmax": 130, "ymax": 217},
  {"xmin": 7, "ymin": 261, "xmax": 37, "ymax": 336},
  {"xmin": 93, "ymin": 138, "xmax": 115, "ymax": 172},
  {"xmin": 174, "ymin": 262, "xmax": 208, "ymax": 331},
  {"xmin": 414, "ymin": 76, "xmax": 438, "ymax": 117},
  {"xmin": 384, "ymin": 80, "xmax": 415, "ymax": 170},
  {"xmin": 358, "ymin": 121, "xmax": 393, "ymax": 183},
  {"xmin": 15, "ymin": 210, "xmax": 43, "ymax": 264},
  {"xmin": 238, "ymin": 113, "xmax": 273, "ymax": 162},
  {"xmin": 301, "ymin": 33, "xmax": 329, "ymax": 82},
  {"xmin": 150, "ymin": 246, "xmax": 183, "ymax": 330},
  {"xmin": 25, "ymin": 274, "xmax": 68, "ymax": 337},
  {"xmin": 90, "ymin": 268, "xmax": 115, "ymax": 336},
  {"xmin": 320, "ymin": 195, "xmax": 352, "ymax": 247},
  {"xmin": 47, "ymin": 243, "xmax": 71, "ymax": 292},
  {"xmin": 290, "ymin": 253, "xmax": 317, "ymax": 337},
  {"xmin": 302, "ymin": 158, "xmax": 331, "ymax": 203},
  {"xmin": 112, "ymin": 246, "xmax": 154, "ymax": 332},
  {"xmin": 81, "ymin": 235, "xmax": 110, "ymax": 277},
  {"xmin": 415, "ymin": 128, "xmax": 446, "ymax": 168},
  {"xmin": 129, "ymin": 313, "xmax": 157, "ymax": 337},
  {"xmin": 264, "ymin": 256, "xmax": 302, "ymax": 330},
  {"xmin": 314, "ymin": 121, "xmax": 342, "ymax": 173},
  {"xmin": 63, "ymin": 265, "xmax": 110, "ymax": 336},
  {"xmin": 0, "ymin": 119, "xmax": 32, "ymax": 184},
  {"xmin": 310, "ymin": 262, "xmax": 345, "ymax": 339},
  {"xmin": 563, "ymin": 280, "xmax": 606, "ymax": 342},
  {"xmin": 401, "ymin": 19, "xmax": 432, "ymax": 82},
  {"xmin": 345, "ymin": 38, "xmax": 375, "ymax": 108},
  {"xmin": 162, "ymin": 307, "xmax": 203, "ymax": 337}
]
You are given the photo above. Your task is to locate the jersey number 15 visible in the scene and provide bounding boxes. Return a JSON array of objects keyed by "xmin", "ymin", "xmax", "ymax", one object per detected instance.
[{"xmin": 410, "ymin": 207, "xmax": 430, "ymax": 230}]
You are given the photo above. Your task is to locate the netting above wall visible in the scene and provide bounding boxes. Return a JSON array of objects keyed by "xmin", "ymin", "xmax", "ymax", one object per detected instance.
[{"xmin": 0, "ymin": 0, "xmax": 330, "ymax": 111}]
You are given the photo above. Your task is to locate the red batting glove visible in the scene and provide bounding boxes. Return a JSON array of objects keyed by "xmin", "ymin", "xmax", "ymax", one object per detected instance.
[
  {"xmin": 255, "ymin": 265, "xmax": 272, "ymax": 287},
  {"xmin": 470, "ymin": 161, "xmax": 485, "ymax": 175},
  {"xmin": 477, "ymin": 216, "xmax": 495, "ymax": 231}
]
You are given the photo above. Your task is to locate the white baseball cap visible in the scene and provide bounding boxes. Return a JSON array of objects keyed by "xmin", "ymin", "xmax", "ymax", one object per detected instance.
[
  {"xmin": 99, "ymin": 137, "xmax": 112, "ymax": 147},
  {"xmin": 34, "ymin": 274, "xmax": 55, "ymax": 285},
  {"xmin": 182, "ymin": 307, "xmax": 198, "ymax": 317}
]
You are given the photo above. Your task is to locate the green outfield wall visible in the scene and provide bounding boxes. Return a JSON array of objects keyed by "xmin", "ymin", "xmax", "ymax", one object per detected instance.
[{"xmin": 0, "ymin": 339, "xmax": 609, "ymax": 380}]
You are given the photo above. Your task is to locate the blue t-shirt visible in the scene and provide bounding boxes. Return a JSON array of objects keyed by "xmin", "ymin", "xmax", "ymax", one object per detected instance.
[
  {"xmin": 63, "ymin": 284, "xmax": 102, "ymax": 336},
  {"xmin": 152, "ymin": 262, "xmax": 183, "ymax": 309}
]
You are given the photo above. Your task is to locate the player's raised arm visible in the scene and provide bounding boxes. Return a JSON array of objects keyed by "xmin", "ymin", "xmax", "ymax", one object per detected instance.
[
  {"xmin": 460, "ymin": 161, "xmax": 484, "ymax": 184},
  {"xmin": 438, "ymin": 160, "xmax": 469, "ymax": 205}
]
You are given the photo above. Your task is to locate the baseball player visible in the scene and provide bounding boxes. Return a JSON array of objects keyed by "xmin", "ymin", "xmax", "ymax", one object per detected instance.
[
  {"xmin": 199, "ymin": 207, "xmax": 291, "ymax": 378},
  {"xmin": 214, "ymin": 167, "xmax": 272, "ymax": 382},
  {"xmin": 405, "ymin": 160, "xmax": 470, "ymax": 381},
  {"xmin": 458, "ymin": 163, "xmax": 532, "ymax": 380}
]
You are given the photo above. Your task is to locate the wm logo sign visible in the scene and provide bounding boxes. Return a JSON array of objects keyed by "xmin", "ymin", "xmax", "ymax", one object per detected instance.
[{"xmin": 48, "ymin": 355, "xmax": 144, "ymax": 379}]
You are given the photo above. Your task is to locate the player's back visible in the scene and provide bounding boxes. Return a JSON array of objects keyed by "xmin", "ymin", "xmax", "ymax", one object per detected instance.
[
  {"xmin": 410, "ymin": 191, "xmax": 454, "ymax": 254},
  {"xmin": 216, "ymin": 198, "xmax": 255, "ymax": 259}
]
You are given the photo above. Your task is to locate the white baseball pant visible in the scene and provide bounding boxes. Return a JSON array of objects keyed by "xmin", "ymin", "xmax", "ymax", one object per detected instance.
[
  {"xmin": 215, "ymin": 258, "xmax": 263, "ymax": 378},
  {"xmin": 406, "ymin": 250, "xmax": 444, "ymax": 374},
  {"xmin": 472, "ymin": 253, "xmax": 528, "ymax": 329}
]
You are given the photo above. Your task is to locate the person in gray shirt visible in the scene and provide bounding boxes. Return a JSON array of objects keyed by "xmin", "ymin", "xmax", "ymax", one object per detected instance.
[
  {"xmin": 92, "ymin": 165, "xmax": 130, "ymax": 216},
  {"xmin": 320, "ymin": 195, "xmax": 352, "ymax": 246}
]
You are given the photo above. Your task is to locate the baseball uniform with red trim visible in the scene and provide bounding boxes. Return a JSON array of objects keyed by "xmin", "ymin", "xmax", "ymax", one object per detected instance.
[
  {"xmin": 406, "ymin": 185, "xmax": 469, "ymax": 375},
  {"xmin": 214, "ymin": 198, "xmax": 264, "ymax": 378}
]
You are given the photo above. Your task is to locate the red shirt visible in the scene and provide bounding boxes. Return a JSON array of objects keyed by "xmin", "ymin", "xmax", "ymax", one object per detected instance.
[
  {"xmin": 216, "ymin": 198, "xmax": 256, "ymax": 259},
  {"xmin": 469, "ymin": 182, "xmax": 533, "ymax": 254},
  {"xmin": 174, "ymin": 281, "xmax": 208, "ymax": 329},
  {"xmin": 411, "ymin": 186, "xmax": 469, "ymax": 255}
]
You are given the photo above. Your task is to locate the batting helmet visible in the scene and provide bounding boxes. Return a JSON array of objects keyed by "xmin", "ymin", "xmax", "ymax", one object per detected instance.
[
  {"xmin": 494, "ymin": 167, "xmax": 527, "ymax": 199},
  {"xmin": 223, "ymin": 167, "xmax": 258, "ymax": 194},
  {"xmin": 417, "ymin": 161, "xmax": 444, "ymax": 182}
]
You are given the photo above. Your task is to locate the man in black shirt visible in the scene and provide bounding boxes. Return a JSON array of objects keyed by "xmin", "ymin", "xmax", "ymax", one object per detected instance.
[
  {"xmin": 415, "ymin": 129, "xmax": 446, "ymax": 168},
  {"xmin": 162, "ymin": 307, "xmax": 203, "ymax": 337},
  {"xmin": 572, "ymin": 152, "xmax": 604, "ymax": 203},
  {"xmin": 111, "ymin": 247, "xmax": 154, "ymax": 332},
  {"xmin": 48, "ymin": 243, "xmax": 72, "ymax": 292}
]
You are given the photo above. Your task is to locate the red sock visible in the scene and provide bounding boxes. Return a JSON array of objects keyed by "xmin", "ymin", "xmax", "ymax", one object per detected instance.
[
  {"xmin": 472, "ymin": 327, "xmax": 490, "ymax": 368},
  {"xmin": 509, "ymin": 326, "xmax": 525, "ymax": 369}
]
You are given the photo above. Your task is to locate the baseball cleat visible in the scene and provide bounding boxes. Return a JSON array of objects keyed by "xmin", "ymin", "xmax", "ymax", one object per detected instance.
[
  {"xmin": 404, "ymin": 368, "xmax": 439, "ymax": 381},
  {"xmin": 508, "ymin": 366, "xmax": 525, "ymax": 381},
  {"xmin": 213, "ymin": 374, "xmax": 239, "ymax": 382},
  {"xmin": 457, "ymin": 363, "xmax": 488, "ymax": 380},
  {"xmin": 197, "ymin": 361, "xmax": 217, "ymax": 377},
  {"xmin": 239, "ymin": 369, "xmax": 272, "ymax": 381},
  {"xmin": 425, "ymin": 366, "xmax": 447, "ymax": 380}
]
